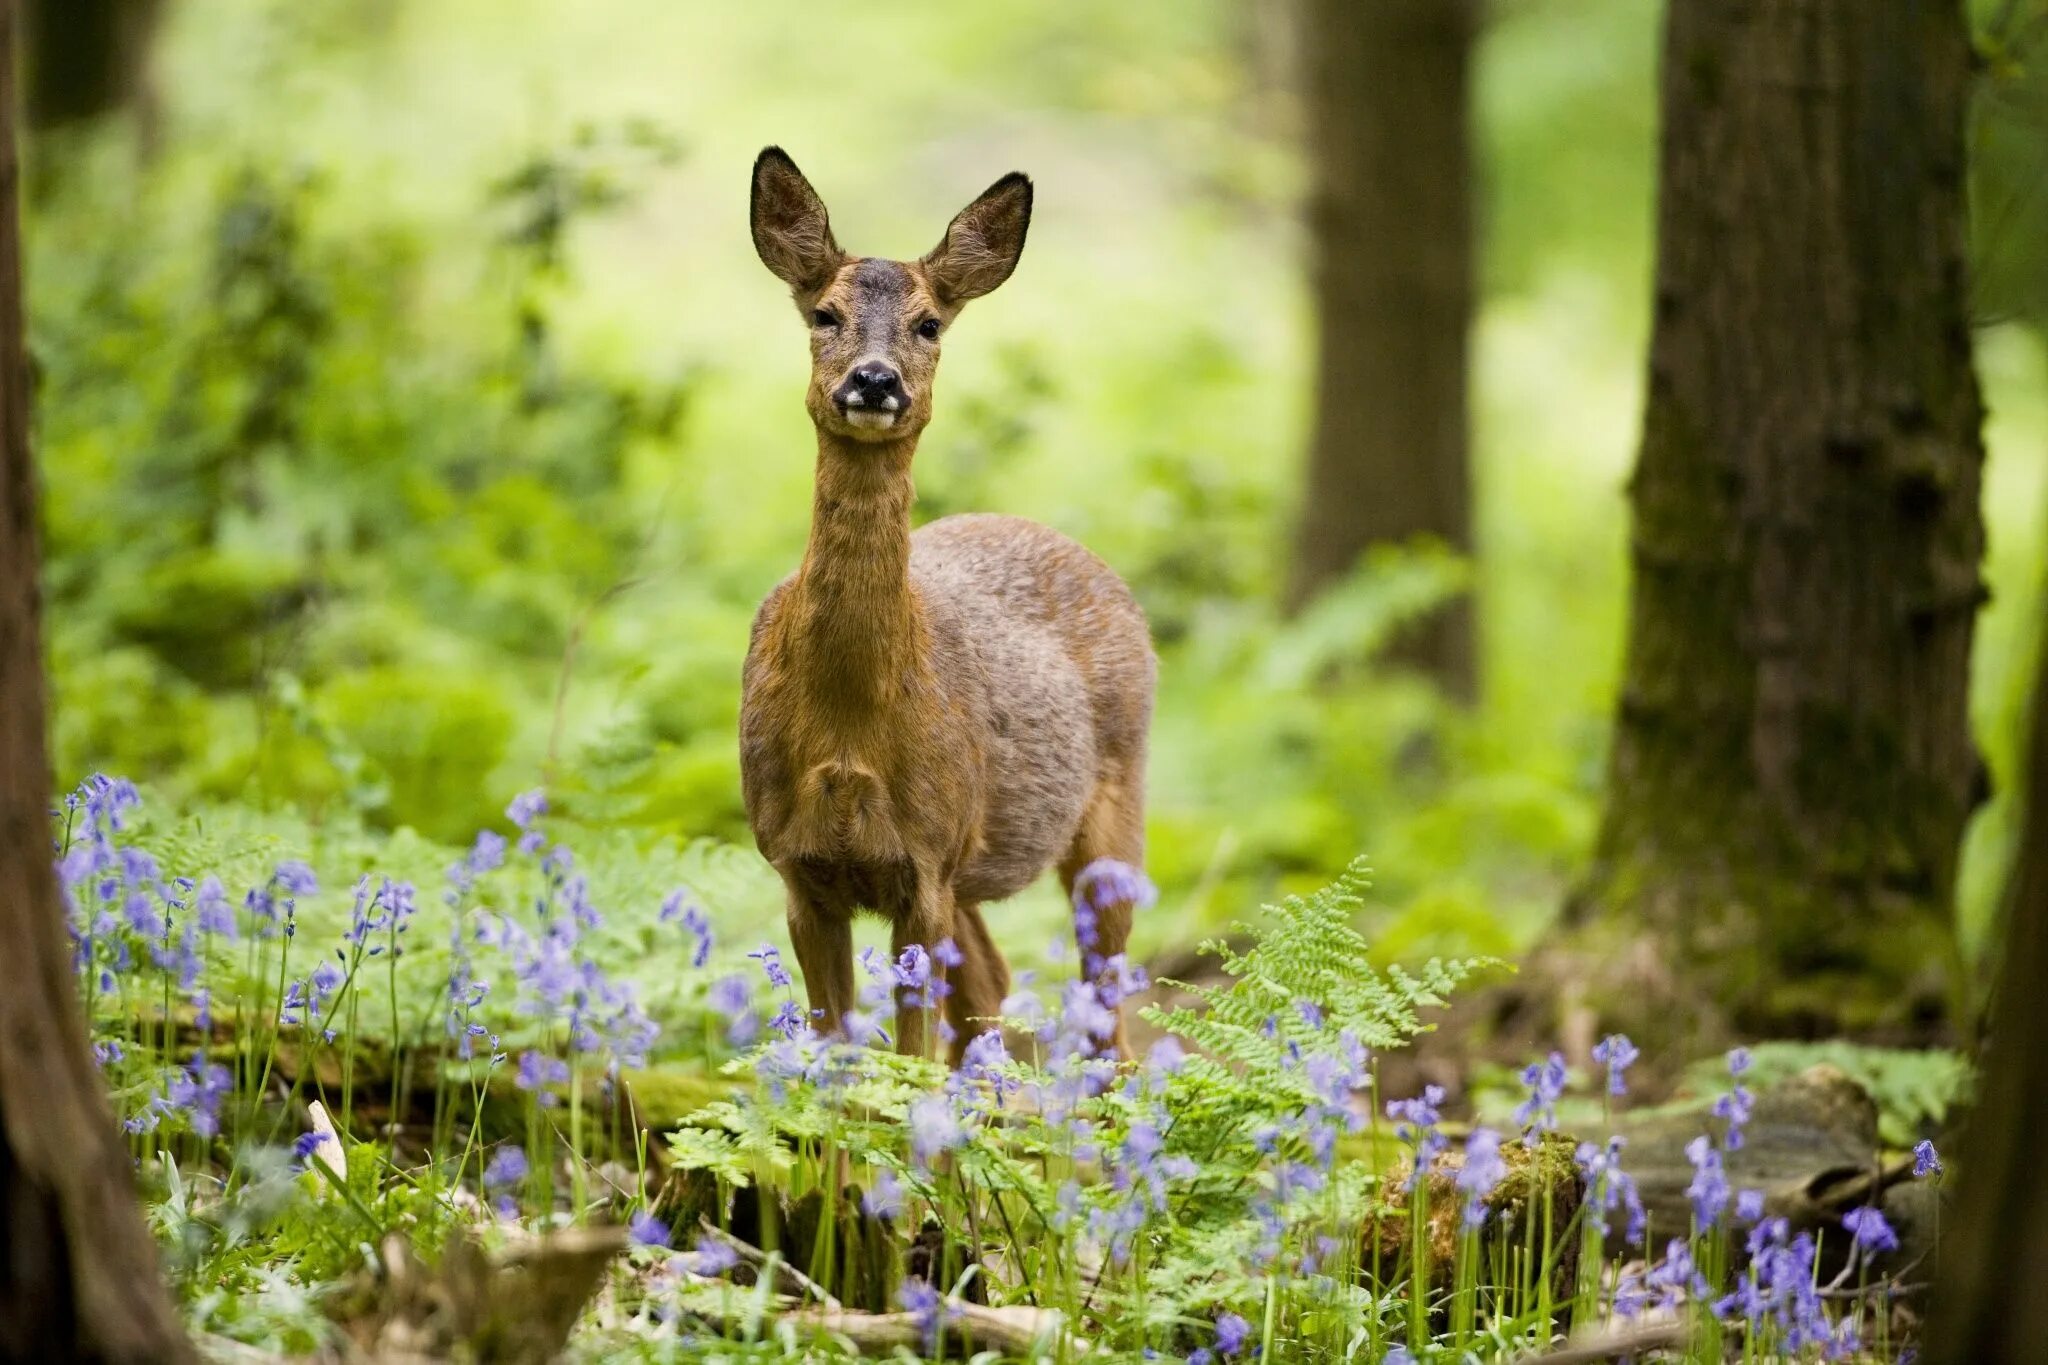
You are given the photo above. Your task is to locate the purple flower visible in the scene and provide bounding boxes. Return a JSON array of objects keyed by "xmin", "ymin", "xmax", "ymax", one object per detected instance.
[
  {"xmin": 515, "ymin": 1049, "xmax": 571, "ymax": 1105},
  {"xmin": 1146, "ymin": 1036, "xmax": 1187, "ymax": 1076},
  {"xmin": 484, "ymin": 1145, "xmax": 528, "ymax": 1189},
  {"xmin": 1388, "ymin": 1085, "xmax": 1446, "ymax": 1190},
  {"xmin": 465, "ymin": 830, "xmax": 506, "ymax": 879},
  {"xmin": 680, "ymin": 903, "xmax": 714, "ymax": 967},
  {"xmin": 862, "ymin": 1169, "xmax": 906, "ymax": 1219},
  {"xmin": 166, "ymin": 1052, "xmax": 232, "ymax": 1138},
  {"xmin": 1842, "ymin": 1206, "xmax": 1898, "ymax": 1254},
  {"xmin": 1071, "ymin": 858, "xmax": 1156, "ymax": 962},
  {"xmin": 1913, "ymin": 1139, "xmax": 1942, "ymax": 1178},
  {"xmin": 1686, "ymin": 1134, "xmax": 1730, "ymax": 1226},
  {"xmin": 1577, "ymin": 1137, "xmax": 1647, "ymax": 1245},
  {"xmin": 507, "ymin": 789, "xmax": 547, "ymax": 828},
  {"xmin": 1711, "ymin": 1049, "xmax": 1756, "ymax": 1151},
  {"xmin": 290, "ymin": 1131, "xmax": 325, "ymax": 1168},
  {"xmin": 1592, "ymin": 1033, "xmax": 1639, "ymax": 1097},
  {"xmin": 1736, "ymin": 1188, "xmax": 1766, "ymax": 1223},
  {"xmin": 932, "ymin": 937, "xmax": 964, "ymax": 969},
  {"xmin": 748, "ymin": 943, "xmax": 792, "ymax": 989},
  {"xmin": 629, "ymin": 1210, "xmax": 671, "ymax": 1248},
  {"xmin": 193, "ymin": 877, "xmax": 235, "ymax": 939},
  {"xmin": 1515, "ymin": 1051, "xmax": 1568, "ymax": 1133},
  {"xmin": 690, "ymin": 1235, "xmax": 739, "ymax": 1277},
  {"xmin": 897, "ymin": 1278, "xmax": 945, "ymax": 1353},
  {"xmin": 1214, "ymin": 1311, "xmax": 1252, "ymax": 1357},
  {"xmin": 273, "ymin": 861, "xmax": 319, "ymax": 896},
  {"xmin": 768, "ymin": 999, "xmax": 807, "ymax": 1039},
  {"xmin": 909, "ymin": 1094, "xmax": 966, "ymax": 1168},
  {"xmin": 709, "ymin": 973, "xmax": 757, "ymax": 1046},
  {"xmin": 1457, "ymin": 1127, "xmax": 1508, "ymax": 1228}
]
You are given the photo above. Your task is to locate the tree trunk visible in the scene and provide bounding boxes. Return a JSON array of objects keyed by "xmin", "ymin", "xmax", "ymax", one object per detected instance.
[
  {"xmin": 1287, "ymin": 0, "xmax": 1477, "ymax": 702},
  {"xmin": 22, "ymin": 0, "xmax": 162, "ymax": 130},
  {"xmin": 1924, "ymin": 592, "xmax": 2048, "ymax": 1361},
  {"xmin": 1555, "ymin": 0, "xmax": 1986, "ymax": 1054},
  {"xmin": 0, "ymin": 1, "xmax": 193, "ymax": 1357}
]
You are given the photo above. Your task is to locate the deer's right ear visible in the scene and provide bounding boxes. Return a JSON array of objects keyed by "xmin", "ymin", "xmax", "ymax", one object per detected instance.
[{"xmin": 751, "ymin": 148, "xmax": 843, "ymax": 296}]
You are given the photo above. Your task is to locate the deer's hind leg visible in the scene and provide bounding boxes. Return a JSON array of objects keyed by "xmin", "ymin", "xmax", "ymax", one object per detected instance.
[
  {"xmin": 1058, "ymin": 762, "xmax": 1147, "ymax": 1061},
  {"xmin": 944, "ymin": 900, "xmax": 1011, "ymax": 1066}
]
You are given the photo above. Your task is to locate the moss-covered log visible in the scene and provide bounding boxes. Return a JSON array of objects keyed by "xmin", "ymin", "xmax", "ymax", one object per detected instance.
[{"xmin": 1550, "ymin": 0, "xmax": 1987, "ymax": 1055}]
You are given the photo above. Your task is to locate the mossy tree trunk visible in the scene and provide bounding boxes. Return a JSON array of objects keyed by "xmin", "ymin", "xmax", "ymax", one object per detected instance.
[
  {"xmin": 0, "ymin": 2, "xmax": 192, "ymax": 1357},
  {"xmin": 1288, "ymin": 0, "xmax": 1478, "ymax": 701},
  {"xmin": 1557, "ymin": 0, "xmax": 1986, "ymax": 1052},
  {"xmin": 1925, "ymin": 593, "xmax": 2048, "ymax": 1361}
]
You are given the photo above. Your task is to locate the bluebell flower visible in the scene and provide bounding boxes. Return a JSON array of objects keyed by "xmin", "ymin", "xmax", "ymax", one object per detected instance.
[
  {"xmin": 1387, "ymin": 1084, "xmax": 1447, "ymax": 1190},
  {"xmin": 1146, "ymin": 1035, "xmax": 1187, "ymax": 1076},
  {"xmin": 932, "ymin": 937, "xmax": 964, "ymax": 969},
  {"xmin": 897, "ymin": 1279, "xmax": 945, "ymax": 1354},
  {"xmin": 1515, "ymin": 1051, "xmax": 1569, "ymax": 1133},
  {"xmin": 1686, "ymin": 1134, "xmax": 1730, "ymax": 1226},
  {"xmin": 708, "ymin": 973, "xmax": 756, "ymax": 1046},
  {"xmin": 1457, "ymin": 1127, "xmax": 1508, "ymax": 1228},
  {"xmin": 1736, "ymin": 1188, "xmax": 1766, "ymax": 1223},
  {"xmin": 1913, "ymin": 1139, "xmax": 1942, "ymax": 1178},
  {"xmin": 1842, "ymin": 1206, "xmax": 1898, "ymax": 1254},
  {"xmin": 1711, "ymin": 1047, "xmax": 1756, "ymax": 1151},
  {"xmin": 690, "ymin": 1235, "xmax": 739, "ymax": 1277},
  {"xmin": 1577, "ymin": 1136, "xmax": 1648, "ymax": 1245},
  {"xmin": 748, "ymin": 943, "xmax": 792, "ymax": 989},
  {"xmin": 193, "ymin": 877, "xmax": 235, "ymax": 939},
  {"xmin": 663, "ymin": 893, "xmax": 713, "ymax": 969},
  {"xmin": 507, "ymin": 789, "xmax": 547, "ymax": 828},
  {"xmin": 484, "ymin": 1145, "xmax": 528, "ymax": 1194},
  {"xmin": 909, "ymin": 1094, "xmax": 965, "ymax": 1169},
  {"xmin": 273, "ymin": 860, "xmax": 318, "ymax": 897},
  {"xmin": 1591, "ymin": 1033, "xmax": 1639, "ymax": 1097},
  {"xmin": 515, "ymin": 1050, "xmax": 571, "ymax": 1105},
  {"xmin": 291, "ymin": 1131, "xmax": 325, "ymax": 1169},
  {"xmin": 166, "ymin": 1052, "xmax": 232, "ymax": 1138},
  {"xmin": 629, "ymin": 1210, "xmax": 671, "ymax": 1248},
  {"xmin": 1213, "ymin": 1311, "xmax": 1251, "ymax": 1357},
  {"xmin": 768, "ymin": 999, "xmax": 807, "ymax": 1039},
  {"xmin": 862, "ymin": 1169, "xmax": 906, "ymax": 1220}
]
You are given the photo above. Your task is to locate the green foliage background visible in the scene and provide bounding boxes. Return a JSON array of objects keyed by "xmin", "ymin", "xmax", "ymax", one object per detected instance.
[{"xmin": 29, "ymin": 0, "xmax": 2048, "ymax": 977}]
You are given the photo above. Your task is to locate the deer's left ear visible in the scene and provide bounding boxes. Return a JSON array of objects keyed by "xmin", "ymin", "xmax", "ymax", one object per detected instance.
[{"xmin": 922, "ymin": 172, "xmax": 1032, "ymax": 307}]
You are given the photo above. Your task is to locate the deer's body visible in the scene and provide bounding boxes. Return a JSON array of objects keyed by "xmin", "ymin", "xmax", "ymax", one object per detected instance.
[{"xmin": 738, "ymin": 149, "xmax": 1153, "ymax": 1062}]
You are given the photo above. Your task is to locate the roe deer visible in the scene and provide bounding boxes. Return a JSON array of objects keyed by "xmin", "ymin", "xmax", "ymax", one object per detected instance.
[{"xmin": 739, "ymin": 148, "xmax": 1156, "ymax": 1065}]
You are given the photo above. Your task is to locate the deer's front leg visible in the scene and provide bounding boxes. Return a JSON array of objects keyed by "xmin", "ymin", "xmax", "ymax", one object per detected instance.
[
  {"xmin": 783, "ymin": 877, "xmax": 853, "ymax": 1038},
  {"xmin": 891, "ymin": 874, "xmax": 956, "ymax": 1061}
]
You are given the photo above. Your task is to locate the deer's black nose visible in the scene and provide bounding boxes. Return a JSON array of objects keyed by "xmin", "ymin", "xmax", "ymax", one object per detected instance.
[{"xmin": 839, "ymin": 364, "xmax": 904, "ymax": 410}]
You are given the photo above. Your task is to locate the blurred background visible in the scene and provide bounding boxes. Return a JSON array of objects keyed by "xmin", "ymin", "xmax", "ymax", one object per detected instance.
[{"xmin": 24, "ymin": 0, "xmax": 2047, "ymax": 977}]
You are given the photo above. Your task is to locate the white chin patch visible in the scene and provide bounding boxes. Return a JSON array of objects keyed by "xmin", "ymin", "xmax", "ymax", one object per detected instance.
[{"xmin": 844, "ymin": 409, "xmax": 897, "ymax": 430}]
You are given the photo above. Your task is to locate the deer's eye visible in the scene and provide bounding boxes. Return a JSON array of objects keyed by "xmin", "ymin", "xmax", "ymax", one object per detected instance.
[
  {"xmin": 916, "ymin": 317, "xmax": 942, "ymax": 342},
  {"xmin": 811, "ymin": 308, "xmax": 840, "ymax": 329}
]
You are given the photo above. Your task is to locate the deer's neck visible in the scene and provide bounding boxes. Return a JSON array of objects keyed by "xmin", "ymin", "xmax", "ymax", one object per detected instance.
[{"xmin": 791, "ymin": 431, "xmax": 923, "ymax": 707}]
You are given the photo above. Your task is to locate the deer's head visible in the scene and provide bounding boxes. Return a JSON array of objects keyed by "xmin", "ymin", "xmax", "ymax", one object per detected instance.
[{"xmin": 750, "ymin": 147, "xmax": 1032, "ymax": 444}]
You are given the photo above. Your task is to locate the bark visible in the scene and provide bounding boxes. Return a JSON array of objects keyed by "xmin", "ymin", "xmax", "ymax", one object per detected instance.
[
  {"xmin": 0, "ymin": 0, "xmax": 192, "ymax": 1355},
  {"xmin": 1557, "ymin": 0, "xmax": 1987, "ymax": 1054},
  {"xmin": 1288, "ymin": 0, "xmax": 1477, "ymax": 701},
  {"xmin": 1924, "ymin": 596, "xmax": 2048, "ymax": 1361}
]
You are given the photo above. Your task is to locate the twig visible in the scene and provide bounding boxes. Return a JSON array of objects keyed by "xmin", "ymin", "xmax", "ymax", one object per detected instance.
[
  {"xmin": 696, "ymin": 1220, "xmax": 843, "ymax": 1312},
  {"xmin": 1523, "ymin": 1318, "xmax": 1686, "ymax": 1363},
  {"xmin": 791, "ymin": 1303, "xmax": 1078, "ymax": 1356}
]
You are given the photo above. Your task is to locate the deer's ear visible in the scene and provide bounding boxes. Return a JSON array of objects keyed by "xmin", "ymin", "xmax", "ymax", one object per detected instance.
[
  {"xmin": 922, "ymin": 172, "xmax": 1032, "ymax": 306},
  {"xmin": 751, "ymin": 147, "xmax": 844, "ymax": 294}
]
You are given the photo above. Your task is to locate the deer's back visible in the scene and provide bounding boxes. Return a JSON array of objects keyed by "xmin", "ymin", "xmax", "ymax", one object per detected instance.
[{"xmin": 912, "ymin": 514, "xmax": 1155, "ymax": 901}]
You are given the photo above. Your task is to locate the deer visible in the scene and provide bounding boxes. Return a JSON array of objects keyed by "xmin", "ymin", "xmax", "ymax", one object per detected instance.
[{"xmin": 738, "ymin": 147, "xmax": 1156, "ymax": 1066}]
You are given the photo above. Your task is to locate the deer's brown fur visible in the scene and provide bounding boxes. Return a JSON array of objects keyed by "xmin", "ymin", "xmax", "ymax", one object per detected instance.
[{"xmin": 739, "ymin": 148, "xmax": 1155, "ymax": 1063}]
